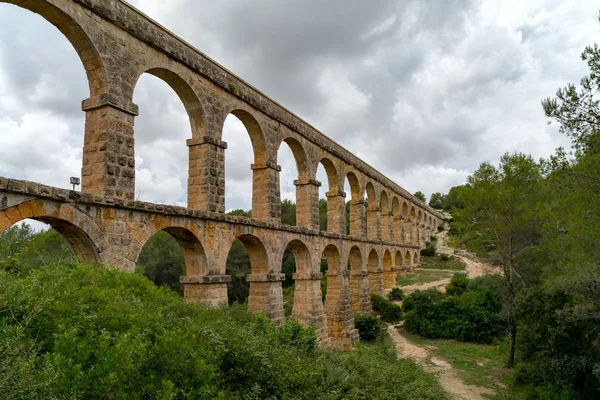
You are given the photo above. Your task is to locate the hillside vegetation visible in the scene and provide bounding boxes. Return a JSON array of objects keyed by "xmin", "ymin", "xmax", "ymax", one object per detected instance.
[{"xmin": 0, "ymin": 258, "xmax": 449, "ymax": 399}]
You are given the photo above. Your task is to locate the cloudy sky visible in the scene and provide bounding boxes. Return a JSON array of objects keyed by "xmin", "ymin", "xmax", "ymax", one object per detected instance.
[{"xmin": 1, "ymin": 0, "xmax": 599, "ymax": 212}]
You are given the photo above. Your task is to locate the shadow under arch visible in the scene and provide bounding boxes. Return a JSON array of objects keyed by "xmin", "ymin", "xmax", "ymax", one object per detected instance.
[
  {"xmin": 395, "ymin": 250, "xmax": 403, "ymax": 275},
  {"xmin": 347, "ymin": 245, "xmax": 371, "ymax": 312},
  {"xmin": 383, "ymin": 249, "xmax": 394, "ymax": 289},
  {"xmin": 367, "ymin": 248, "xmax": 383, "ymax": 296},
  {"xmin": 2, "ymin": 0, "xmax": 106, "ymax": 97}
]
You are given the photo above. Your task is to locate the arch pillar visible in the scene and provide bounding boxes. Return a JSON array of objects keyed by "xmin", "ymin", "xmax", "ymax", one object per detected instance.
[
  {"xmin": 325, "ymin": 189, "xmax": 346, "ymax": 234},
  {"xmin": 180, "ymin": 275, "xmax": 231, "ymax": 307},
  {"xmin": 384, "ymin": 266, "xmax": 396, "ymax": 290},
  {"xmin": 294, "ymin": 179, "xmax": 320, "ymax": 230},
  {"xmin": 404, "ymin": 219, "xmax": 412, "ymax": 245},
  {"xmin": 251, "ymin": 162, "xmax": 281, "ymax": 223},
  {"xmin": 381, "ymin": 212, "xmax": 393, "ymax": 242},
  {"xmin": 292, "ymin": 271, "xmax": 327, "ymax": 340},
  {"xmin": 247, "ymin": 273, "xmax": 285, "ymax": 323},
  {"xmin": 366, "ymin": 208, "xmax": 381, "ymax": 240},
  {"xmin": 412, "ymin": 222, "xmax": 420, "ymax": 247},
  {"xmin": 349, "ymin": 199, "xmax": 366, "ymax": 237},
  {"xmin": 368, "ymin": 268, "xmax": 385, "ymax": 296},
  {"xmin": 81, "ymin": 95, "xmax": 139, "ymax": 200},
  {"xmin": 324, "ymin": 269, "xmax": 358, "ymax": 349},
  {"xmin": 349, "ymin": 270, "xmax": 372, "ymax": 312},
  {"xmin": 394, "ymin": 253, "xmax": 405, "ymax": 280},
  {"xmin": 394, "ymin": 216, "xmax": 403, "ymax": 243},
  {"xmin": 420, "ymin": 223, "xmax": 427, "ymax": 248},
  {"xmin": 187, "ymin": 136, "xmax": 226, "ymax": 213}
]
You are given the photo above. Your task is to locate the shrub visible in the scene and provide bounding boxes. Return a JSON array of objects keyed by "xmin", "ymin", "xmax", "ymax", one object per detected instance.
[
  {"xmin": 388, "ymin": 287, "xmax": 403, "ymax": 301},
  {"xmin": 437, "ymin": 225, "xmax": 444, "ymax": 232},
  {"xmin": 371, "ymin": 294, "xmax": 403, "ymax": 323},
  {"xmin": 353, "ymin": 313, "xmax": 384, "ymax": 342},
  {"xmin": 403, "ymin": 281, "xmax": 504, "ymax": 344},
  {"xmin": 420, "ymin": 246, "xmax": 436, "ymax": 257},
  {"xmin": 440, "ymin": 253, "xmax": 450, "ymax": 261},
  {"xmin": 445, "ymin": 273, "xmax": 469, "ymax": 296},
  {"xmin": 0, "ymin": 263, "xmax": 451, "ymax": 399},
  {"xmin": 514, "ymin": 286, "xmax": 600, "ymax": 396}
]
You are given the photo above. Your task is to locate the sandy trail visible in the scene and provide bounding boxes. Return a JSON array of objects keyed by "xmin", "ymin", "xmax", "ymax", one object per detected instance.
[
  {"xmin": 390, "ymin": 221, "xmax": 498, "ymax": 399},
  {"xmin": 388, "ymin": 325, "xmax": 495, "ymax": 400},
  {"xmin": 401, "ymin": 228, "xmax": 499, "ymax": 294}
]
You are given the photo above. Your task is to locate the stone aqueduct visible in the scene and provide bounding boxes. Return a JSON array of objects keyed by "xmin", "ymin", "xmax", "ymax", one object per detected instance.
[{"xmin": 0, "ymin": 0, "xmax": 443, "ymax": 348}]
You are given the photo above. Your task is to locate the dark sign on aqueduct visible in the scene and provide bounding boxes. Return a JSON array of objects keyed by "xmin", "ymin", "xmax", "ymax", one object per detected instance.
[{"xmin": 0, "ymin": 0, "xmax": 443, "ymax": 348}]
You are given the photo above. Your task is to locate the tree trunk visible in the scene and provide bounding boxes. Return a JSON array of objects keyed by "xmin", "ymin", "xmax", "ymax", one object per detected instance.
[{"xmin": 507, "ymin": 319, "xmax": 516, "ymax": 368}]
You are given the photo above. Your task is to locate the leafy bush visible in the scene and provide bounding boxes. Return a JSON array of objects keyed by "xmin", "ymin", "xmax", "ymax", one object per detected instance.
[
  {"xmin": 388, "ymin": 287, "xmax": 404, "ymax": 301},
  {"xmin": 0, "ymin": 262, "xmax": 450, "ymax": 399},
  {"xmin": 440, "ymin": 253, "xmax": 450, "ymax": 261},
  {"xmin": 437, "ymin": 225, "xmax": 444, "ymax": 232},
  {"xmin": 403, "ymin": 278, "xmax": 505, "ymax": 344},
  {"xmin": 420, "ymin": 241, "xmax": 436, "ymax": 257},
  {"xmin": 445, "ymin": 273, "xmax": 469, "ymax": 296},
  {"xmin": 353, "ymin": 313, "xmax": 384, "ymax": 342},
  {"xmin": 514, "ymin": 286, "xmax": 600, "ymax": 397},
  {"xmin": 371, "ymin": 294, "xmax": 403, "ymax": 323}
]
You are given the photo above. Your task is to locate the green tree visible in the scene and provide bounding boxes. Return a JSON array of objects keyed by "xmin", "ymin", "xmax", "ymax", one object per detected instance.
[
  {"xmin": 458, "ymin": 153, "xmax": 543, "ymax": 366},
  {"xmin": 428, "ymin": 192, "xmax": 445, "ymax": 209},
  {"xmin": 135, "ymin": 231, "xmax": 185, "ymax": 295},
  {"xmin": 413, "ymin": 191, "xmax": 426, "ymax": 202},
  {"xmin": 225, "ymin": 239, "xmax": 251, "ymax": 305},
  {"xmin": 443, "ymin": 185, "xmax": 466, "ymax": 210},
  {"xmin": 281, "ymin": 199, "xmax": 296, "ymax": 226},
  {"xmin": 318, "ymin": 198, "xmax": 327, "ymax": 231}
]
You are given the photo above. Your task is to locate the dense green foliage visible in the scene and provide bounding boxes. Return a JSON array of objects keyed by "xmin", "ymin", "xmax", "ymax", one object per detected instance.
[
  {"xmin": 420, "ymin": 238, "xmax": 437, "ymax": 257},
  {"xmin": 0, "ymin": 261, "xmax": 449, "ymax": 399},
  {"xmin": 370, "ymin": 294, "xmax": 403, "ymax": 323},
  {"xmin": 135, "ymin": 230, "xmax": 185, "ymax": 295},
  {"xmin": 0, "ymin": 223, "xmax": 74, "ymax": 273},
  {"xmin": 413, "ymin": 191, "xmax": 426, "ymax": 202},
  {"xmin": 353, "ymin": 313, "xmax": 384, "ymax": 342},
  {"xmin": 403, "ymin": 275, "xmax": 505, "ymax": 344},
  {"xmin": 387, "ymin": 287, "xmax": 403, "ymax": 301},
  {"xmin": 427, "ymin": 186, "xmax": 465, "ymax": 211}
]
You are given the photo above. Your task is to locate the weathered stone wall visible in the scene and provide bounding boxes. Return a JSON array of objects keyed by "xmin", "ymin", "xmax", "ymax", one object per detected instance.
[{"xmin": 0, "ymin": 177, "xmax": 433, "ymax": 348}]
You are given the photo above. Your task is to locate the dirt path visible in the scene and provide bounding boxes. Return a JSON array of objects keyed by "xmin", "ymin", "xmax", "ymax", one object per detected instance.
[
  {"xmin": 388, "ymin": 325, "xmax": 495, "ymax": 400},
  {"xmin": 401, "ymin": 227, "xmax": 499, "ymax": 294},
  {"xmin": 391, "ymin": 223, "xmax": 499, "ymax": 399}
]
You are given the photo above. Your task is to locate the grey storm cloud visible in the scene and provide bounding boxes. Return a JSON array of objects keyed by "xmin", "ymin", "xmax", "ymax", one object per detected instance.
[{"xmin": 1, "ymin": 0, "xmax": 599, "ymax": 210}]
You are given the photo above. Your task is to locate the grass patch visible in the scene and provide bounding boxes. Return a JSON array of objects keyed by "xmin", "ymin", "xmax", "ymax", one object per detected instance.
[
  {"xmin": 418, "ymin": 254, "xmax": 466, "ymax": 271},
  {"xmin": 400, "ymin": 329, "xmax": 528, "ymax": 399},
  {"xmin": 397, "ymin": 269, "xmax": 454, "ymax": 287}
]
